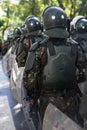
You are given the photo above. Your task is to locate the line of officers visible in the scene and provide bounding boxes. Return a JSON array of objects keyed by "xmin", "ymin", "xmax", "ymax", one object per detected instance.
[{"xmin": 2, "ymin": 5, "xmax": 87, "ymax": 129}]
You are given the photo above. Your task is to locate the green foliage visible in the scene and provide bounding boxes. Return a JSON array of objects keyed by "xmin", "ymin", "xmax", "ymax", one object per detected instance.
[{"xmin": 0, "ymin": 19, "xmax": 5, "ymax": 27}]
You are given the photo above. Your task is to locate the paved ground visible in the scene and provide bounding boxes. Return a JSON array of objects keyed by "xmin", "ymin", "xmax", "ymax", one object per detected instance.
[{"xmin": 0, "ymin": 59, "xmax": 29, "ymax": 130}]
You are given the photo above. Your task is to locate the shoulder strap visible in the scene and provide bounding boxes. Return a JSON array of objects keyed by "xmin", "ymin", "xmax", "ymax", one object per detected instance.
[
  {"xmin": 30, "ymin": 42, "xmax": 39, "ymax": 51},
  {"xmin": 47, "ymin": 41, "xmax": 56, "ymax": 56},
  {"xmin": 76, "ymin": 37, "xmax": 85, "ymax": 53},
  {"xmin": 25, "ymin": 51, "xmax": 36, "ymax": 71},
  {"xmin": 25, "ymin": 42, "xmax": 39, "ymax": 71},
  {"xmin": 68, "ymin": 38, "xmax": 78, "ymax": 56}
]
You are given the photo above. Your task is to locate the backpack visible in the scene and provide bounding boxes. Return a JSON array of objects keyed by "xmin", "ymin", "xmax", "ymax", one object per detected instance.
[{"xmin": 42, "ymin": 38, "xmax": 78, "ymax": 90}]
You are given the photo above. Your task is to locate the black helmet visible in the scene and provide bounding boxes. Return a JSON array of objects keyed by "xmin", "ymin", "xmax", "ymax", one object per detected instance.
[
  {"xmin": 20, "ymin": 23, "xmax": 27, "ymax": 34},
  {"xmin": 13, "ymin": 27, "xmax": 21, "ymax": 36},
  {"xmin": 25, "ymin": 15, "xmax": 34, "ymax": 23},
  {"xmin": 70, "ymin": 15, "xmax": 85, "ymax": 33},
  {"xmin": 25, "ymin": 16, "xmax": 42, "ymax": 35},
  {"xmin": 76, "ymin": 19, "xmax": 87, "ymax": 34},
  {"xmin": 8, "ymin": 33, "xmax": 14, "ymax": 41},
  {"xmin": 42, "ymin": 5, "xmax": 69, "ymax": 38}
]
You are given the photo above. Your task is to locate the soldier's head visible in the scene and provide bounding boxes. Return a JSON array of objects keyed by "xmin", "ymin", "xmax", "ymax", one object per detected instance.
[
  {"xmin": 20, "ymin": 23, "xmax": 27, "ymax": 35},
  {"xmin": 13, "ymin": 26, "xmax": 21, "ymax": 38},
  {"xmin": 24, "ymin": 16, "xmax": 42, "ymax": 36},
  {"xmin": 70, "ymin": 15, "xmax": 85, "ymax": 38},
  {"xmin": 7, "ymin": 33, "xmax": 14, "ymax": 42},
  {"xmin": 75, "ymin": 18, "xmax": 87, "ymax": 39},
  {"xmin": 42, "ymin": 5, "xmax": 69, "ymax": 38}
]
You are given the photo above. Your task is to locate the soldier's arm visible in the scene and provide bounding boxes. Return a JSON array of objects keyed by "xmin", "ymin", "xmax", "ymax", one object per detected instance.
[{"xmin": 23, "ymin": 47, "xmax": 42, "ymax": 92}]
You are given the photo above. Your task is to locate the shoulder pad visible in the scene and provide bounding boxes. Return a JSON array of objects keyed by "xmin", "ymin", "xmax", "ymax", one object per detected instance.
[
  {"xmin": 30, "ymin": 42, "xmax": 39, "ymax": 51},
  {"xmin": 39, "ymin": 36, "xmax": 49, "ymax": 45},
  {"xmin": 30, "ymin": 36, "xmax": 49, "ymax": 51}
]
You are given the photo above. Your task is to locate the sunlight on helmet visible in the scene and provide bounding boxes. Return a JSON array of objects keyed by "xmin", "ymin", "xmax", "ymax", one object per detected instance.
[
  {"xmin": 30, "ymin": 22, "xmax": 33, "ymax": 26},
  {"xmin": 36, "ymin": 21, "xmax": 39, "ymax": 24},
  {"xmin": 82, "ymin": 25, "xmax": 85, "ymax": 29},
  {"xmin": 52, "ymin": 15, "xmax": 56, "ymax": 20},
  {"xmin": 61, "ymin": 15, "xmax": 65, "ymax": 19}
]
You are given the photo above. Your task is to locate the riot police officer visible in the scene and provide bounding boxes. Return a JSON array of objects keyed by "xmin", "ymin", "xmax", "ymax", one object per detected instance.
[
  {"xmin": 70, "ymin": 15, "xmax": 85, "ymax": 39},
  {"xmin": 2, "ymin": 33, "xmax": 14, "ymax": 56},
  {"xmin": 23, "ymin": 6, "xmax": 84, "ymax": 129},
  {"xmin": 11, "ymin": 26, "xmax": 22, "ymax": 54},
  {"xmin": 16, "ymin": 16, "xmax": 44, "ymax": 67},
  {"xmin": 70, "ymin": 17, "xmax": 87, "ymax": 124},
  {"xmin": 70, "ymin": 16, "xmax": 87, "ymax": 83}
]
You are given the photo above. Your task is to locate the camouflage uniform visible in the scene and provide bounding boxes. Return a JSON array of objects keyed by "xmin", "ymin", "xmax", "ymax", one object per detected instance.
[
  {"xmin": 23, "ymin": 46, "xmax": 43, "ymax": 93},
  {"xmin": 16, "ymin": 35, "xmax": 44, "ymax": 67},
  {"xmin": 23, "ymin": 37, "xmax": 84, "ymax": 128},
  {"xmin": 16, "ymin": 36, "xmax": 30, "ymax": 67}
]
